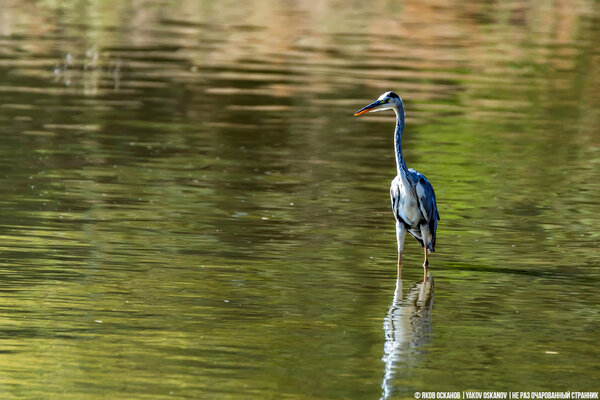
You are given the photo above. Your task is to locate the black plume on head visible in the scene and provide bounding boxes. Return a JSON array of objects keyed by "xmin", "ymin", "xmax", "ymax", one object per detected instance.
[{"xmin": 387, "ymin": 91, "xmax": 399, "ymax": 99}]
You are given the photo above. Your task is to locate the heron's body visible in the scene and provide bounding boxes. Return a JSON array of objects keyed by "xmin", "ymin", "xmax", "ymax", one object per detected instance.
[
  {"xmin": 355, "ymin": 91, "xmax": 439, "ymax": 278},
  {"xmin": 391, "ymin": 169, "xmax": 438, "ymax": 251}
]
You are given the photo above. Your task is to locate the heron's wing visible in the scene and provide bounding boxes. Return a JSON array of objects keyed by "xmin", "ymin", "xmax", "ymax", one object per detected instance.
[
  {"xmin": 412, "ymin": 171, "xmax": 439, "ymax": 250},
  {"xmin": 409, "ymin": 169, "xmax": 439, "ymax": 223}
]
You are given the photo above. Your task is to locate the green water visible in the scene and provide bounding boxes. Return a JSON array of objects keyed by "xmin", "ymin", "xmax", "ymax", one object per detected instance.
[{"xmin": 0, "ymin": 1, "xmax": 598, "ymax": 399}]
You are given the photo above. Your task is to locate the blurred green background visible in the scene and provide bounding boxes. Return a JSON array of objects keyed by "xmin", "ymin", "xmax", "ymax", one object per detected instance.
[{"xmin": 0, "ymin": 0, "xmax": 598, "ymax": 399}]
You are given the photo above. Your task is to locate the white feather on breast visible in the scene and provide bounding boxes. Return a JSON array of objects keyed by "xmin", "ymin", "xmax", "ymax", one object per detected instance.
[{"xmin": 391, "ymin": 175, "xmax": 421, "ymax": 227}]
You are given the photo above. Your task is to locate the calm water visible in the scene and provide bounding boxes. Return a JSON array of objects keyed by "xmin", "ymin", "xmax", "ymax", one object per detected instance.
[{"xmin": 0, "ymin": 1, "xmax": 599, "ymax": 399}]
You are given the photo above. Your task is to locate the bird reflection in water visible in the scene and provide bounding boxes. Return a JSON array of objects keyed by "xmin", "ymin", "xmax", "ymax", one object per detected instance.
[{"xmin": 380, "ymin": 275, "xmax": 434, "ymax": 400}]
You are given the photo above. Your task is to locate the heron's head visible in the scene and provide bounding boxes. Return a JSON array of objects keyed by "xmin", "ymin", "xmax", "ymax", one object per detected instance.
[{"xmin": 354, "ymin": 91, "xmax": 402, "ymax": 116}]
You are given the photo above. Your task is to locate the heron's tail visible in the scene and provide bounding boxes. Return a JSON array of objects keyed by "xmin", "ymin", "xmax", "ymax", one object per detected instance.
[{"xmin": 418, "ymin": 237, "xmax": 435, "ymax": 253}]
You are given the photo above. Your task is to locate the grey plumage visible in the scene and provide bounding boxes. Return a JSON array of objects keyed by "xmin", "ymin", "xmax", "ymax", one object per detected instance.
[{"xmin": 390, "ymin": 169, "xmax": 439, "ymax": 252}]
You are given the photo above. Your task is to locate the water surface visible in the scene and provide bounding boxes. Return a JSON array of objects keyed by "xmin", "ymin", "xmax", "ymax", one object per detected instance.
[{"xmin": 0, "ymin": 1, "xmax": 599, "ymax": 399}]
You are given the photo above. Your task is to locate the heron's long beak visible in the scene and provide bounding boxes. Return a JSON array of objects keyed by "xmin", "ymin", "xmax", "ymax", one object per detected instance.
[{"xmin": 354, "ymin": 99, "xmax": 384, "ymax": 116}]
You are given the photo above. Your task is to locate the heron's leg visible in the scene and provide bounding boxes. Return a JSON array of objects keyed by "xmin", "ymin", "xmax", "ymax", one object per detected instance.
[
  {"xmin": 423, "ymin": 246, "xmax": 429, "ymax": 280},
  {"xmin": 420, "ymin": 226, "xmax": 430, "ymax": 281},
  {"xmin": 396, "ymin": 222, "xmax": 406, "ymax": 277}
]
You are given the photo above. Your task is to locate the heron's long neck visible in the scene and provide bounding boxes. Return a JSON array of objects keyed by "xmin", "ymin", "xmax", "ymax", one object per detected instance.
[{"xmin": 394, "ymin": 104, "xmax": 408, "ymax": 176}]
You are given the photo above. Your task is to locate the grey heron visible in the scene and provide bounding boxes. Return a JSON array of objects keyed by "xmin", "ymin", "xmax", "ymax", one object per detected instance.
[{"xmin": 354, "ymin": 91, "xmax": 440, "ymax": 279}]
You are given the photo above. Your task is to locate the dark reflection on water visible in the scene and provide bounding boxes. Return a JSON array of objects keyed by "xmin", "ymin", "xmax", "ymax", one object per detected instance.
[
  {"xmin": 381, "ymin": 276, "xmax": 434, "ymax": 400},
  {"xmin": 0, "ymin": 0, "xmax": 598, "ymax": 399}
]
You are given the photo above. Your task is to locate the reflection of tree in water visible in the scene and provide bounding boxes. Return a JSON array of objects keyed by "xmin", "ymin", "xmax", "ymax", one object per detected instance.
[{"xmin": 381, "ymin": 276, "xmax": 434, "ymax": 400}]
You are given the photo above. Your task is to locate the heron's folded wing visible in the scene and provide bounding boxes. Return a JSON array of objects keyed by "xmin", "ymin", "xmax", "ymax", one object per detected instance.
[{"xmin": 414, "ymin": 174, "xmax": 440, "ymax": 223}]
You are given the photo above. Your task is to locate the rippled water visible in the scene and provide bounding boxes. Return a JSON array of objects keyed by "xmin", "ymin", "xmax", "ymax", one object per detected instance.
[{"xmin": 0, "ymin": 1, "xmax": 599, "ymax": 399}]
